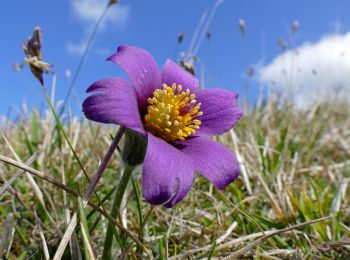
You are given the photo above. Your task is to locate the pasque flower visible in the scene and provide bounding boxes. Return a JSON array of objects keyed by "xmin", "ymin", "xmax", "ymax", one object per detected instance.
[{"xmin": 83, "ymin": 45, "xmax": 243, "ymax": 207}]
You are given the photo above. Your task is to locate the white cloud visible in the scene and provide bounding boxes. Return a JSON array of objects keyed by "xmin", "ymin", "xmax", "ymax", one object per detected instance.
[
  {"xmin": 259, "ymin": 32, "xmax": 350, "ymax": 108},
  {"xmin": 71, "ymin": 0, "xmax": 130, "ymax": 30},
  {"xmin": 66, "ymin": 39, "xmax": 87, "ymax": 55},
  {"xmin": 67, "ymin": 0, "xmax": 130, "ymax": 55}
]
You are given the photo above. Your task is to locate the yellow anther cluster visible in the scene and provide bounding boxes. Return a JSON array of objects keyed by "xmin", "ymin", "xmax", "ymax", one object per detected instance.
[{"xmin": 144, "ymin": 83, "xmax": 203, "ymax": 142}]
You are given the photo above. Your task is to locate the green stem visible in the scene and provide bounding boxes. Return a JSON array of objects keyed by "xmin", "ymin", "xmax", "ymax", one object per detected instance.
[{"xmin": 102, "ymin": 164, "xmax": 135, "ymax": 260}]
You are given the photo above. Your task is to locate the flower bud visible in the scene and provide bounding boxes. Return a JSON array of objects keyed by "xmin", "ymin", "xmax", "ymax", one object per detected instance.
[{"xmin": 122, "ymin": 129, "xmax": 147, "ymax": 166}]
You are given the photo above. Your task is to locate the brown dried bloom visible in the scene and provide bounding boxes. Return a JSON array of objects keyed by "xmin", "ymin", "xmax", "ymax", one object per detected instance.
[{"xmin": 21, "ymin": 27, "xmax": 52, "ymax": 85}]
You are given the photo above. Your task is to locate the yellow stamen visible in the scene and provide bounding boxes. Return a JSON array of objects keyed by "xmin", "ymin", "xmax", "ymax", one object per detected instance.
[{"xmin": 144, "ymin": 83, "xmax": 203, "ymax": 142}]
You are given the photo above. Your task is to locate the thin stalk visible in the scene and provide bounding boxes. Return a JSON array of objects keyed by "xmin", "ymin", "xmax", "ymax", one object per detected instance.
[
  {"xmin": 131, "ymin": 177, "xmax": 143, "ymax": 228},
  {"xmin": 52, "ymin": 128, "xmax": 125, "ymax": 260},
  {"xmin": 82, "ymin": 127, "xmax": 125, "ymax": 203},
  {"xmin": 59, "ymin": 4, "xmax": 111, "ymax": 116},
  {"xmin": 102, "ymin": 164, "xmax": 135, "ymax": 260},
  {"xmin": 40, "ymin": 86, "xmax": 89, "ymax": 180}
]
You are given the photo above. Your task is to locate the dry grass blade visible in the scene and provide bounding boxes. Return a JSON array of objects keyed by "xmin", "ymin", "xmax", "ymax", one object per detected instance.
[
  {"xmin": 53, "ymin": 213, "xmax": 78, "ymax": 260},
  {"xmin": 172, "ymin": 221, "xmax": 238, "ymax": 259},
  {"xmin": 223, "ymin": 216, "xmax": 332, "ymax": 259},
  {"xmin": 0, "ymin": 130, "xmax": 48, "ymax": 214},
  {"xmin": 34, "ymin": 209, "xmax": 50, "ymax": 260},
  {"xmin": 0, "ymin": 214, "xmax": 14, "ymax": 258},
  {"xmin": 230, "ymin": 129, "xmax": 252, "ymax": 194},
  {"xmin": 0, "ymin": 153, "xmax": 37, "ymax": 199},
  {"xmin": 78, "ymin": 197, "xmax": 96, "ymax": 260},
  {"xmin": 331, "ymin": 178, "xmax": 349, "ymax": 214},
  {"xmin": 0, "ymin": 154, "xmax": 152, "ymax": 258},
  {"xmin": 0, "ymin": 154, "xmax": 78, "ymax": 196},
  {"xmin": 215, "ymin": 189, "xmax": 265, "ymax": 233}
]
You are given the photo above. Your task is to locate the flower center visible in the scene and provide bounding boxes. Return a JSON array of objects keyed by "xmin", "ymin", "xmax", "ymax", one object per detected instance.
[{"xmin": 144, "ymin": 83, "xmax": 203, "ymax": 142}]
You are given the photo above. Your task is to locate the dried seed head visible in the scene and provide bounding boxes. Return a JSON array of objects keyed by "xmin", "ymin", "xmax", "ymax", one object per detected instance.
[
  {"xmin": 27, "ymin": 27, "xmax": 42, "ymax": 60},
  {"xmin": 292, "ymin": 20, "xmax": 300, "ymax": 34},
  {"xmin": 239, "ymin": 19, "xmax": 246, "ymax": 35},
  {"xmin": 206, "ymin": 31, "xmax": 212, "ymax": 41},
  {"xmin": 180, "ymin": 60, "xmax": 195, "ymax": 76},
  {"xmin": 278, "ymin": 38, "xmax": 288, "ymax": 52},
  {"xmin": 21, "ymin": 26, "xmax": 52, "ymax": 85},
  {"xmin": 177, "ymin": 32, "xmax": 185, "ymax": 44},
  {"xmin": 108, "ymin": 0, "xmax": 118, "ymax": 7}
]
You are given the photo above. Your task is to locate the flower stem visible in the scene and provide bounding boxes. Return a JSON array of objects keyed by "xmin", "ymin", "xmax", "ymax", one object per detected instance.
[{"xmin": 102, "ymin": 163, "xmax": 135, "ymax": 260}]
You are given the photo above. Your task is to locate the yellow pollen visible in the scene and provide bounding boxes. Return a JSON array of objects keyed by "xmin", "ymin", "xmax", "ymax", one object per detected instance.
[{"xmin": 144, "ymin": 83, "xmax": 203, "ymax": 142}]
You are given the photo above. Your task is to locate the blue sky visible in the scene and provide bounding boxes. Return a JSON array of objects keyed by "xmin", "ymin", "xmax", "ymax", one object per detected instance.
[{"xmin": 1, "ymin": 0, "xmax": 349, "ymax": 116}]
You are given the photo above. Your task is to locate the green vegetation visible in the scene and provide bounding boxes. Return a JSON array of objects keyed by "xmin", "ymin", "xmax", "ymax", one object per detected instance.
[{"xmin": 1, "ymin": 96, "xmax": 349, "ymax": 259}]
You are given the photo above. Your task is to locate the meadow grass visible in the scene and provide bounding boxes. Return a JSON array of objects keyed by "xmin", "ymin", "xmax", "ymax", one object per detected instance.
[{"xmin": 0, "ymin": 93, "xmax": 349, "ymax": 259}]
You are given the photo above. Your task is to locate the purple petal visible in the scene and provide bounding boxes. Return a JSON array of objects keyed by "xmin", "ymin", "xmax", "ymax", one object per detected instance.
[
  {"xmin": 195, "ymin": 88, "xmax": 243, "ymax": 136},
  {"xmin": 107, "ymin": 45, "xmax": 162, "ymax": 111},
  {"xmin": 177, "ymin": 137, "xmax": 240, "ymax": 189},
  {"xmin": 82, "ymin": 78, "xmax": 145, "ymax": 134},
  {"xmin": 142, "ymin": 133, "xmax": 194, "ymax": 207},
  {"xmin": 161, "ymin": 59, "xmax": 199, "ymax": 92}
]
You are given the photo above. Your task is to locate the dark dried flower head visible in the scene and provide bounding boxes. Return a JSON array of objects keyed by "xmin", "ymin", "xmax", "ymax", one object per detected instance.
[
  {"xmin": 180, "ymin": 60, "xmax": 195, "ymax": 76},
  {"xmin": 21, "ymin": 27, "xmax": 52, "ymax": 85},
  {"xmin": 108, "ymin": 0, "xmax": 118, "ymax": 7},
  {"xmin": 206, "ymin": 31, "xmax": 212, "ymax": 41},
  {"xmin": 177, "ymin": 32, "xmax": 185, "ymax": 43},
  {"xmin": 25, "ymin": 26, "xmax": 42, "ymax": 60}
]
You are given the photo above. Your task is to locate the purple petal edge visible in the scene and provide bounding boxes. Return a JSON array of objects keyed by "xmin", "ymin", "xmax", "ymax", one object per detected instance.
[
  {"xmin": 82, "ymin": 77, "xmax": 145, "ymax": 134},
  {"xmin": 142, "ymin": 133, "xmax": 194, "ymax": 207},
  {"xmin": 161, "ymin": 59, "xmax": 199, "ymax": 92},
  {"xmin": 195, "ymin": 88, "xmax": 243, "ymax": 136},
  {"xmin": 177, "ymin": 137, "xmax": 240, "ymax": 189},
  {"xmin": 107, "ymin": 45, "xmax": 162, "ymax": 112}
]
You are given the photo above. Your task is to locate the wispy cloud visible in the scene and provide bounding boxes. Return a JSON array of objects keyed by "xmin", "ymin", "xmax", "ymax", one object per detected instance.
[
  {"xmin": 71, "ymin": 0, "xmax": 130, "ymax": 30},
  {"xmin": 66, "ymin": 39, "xmax": 88, "ymax": 55},
  {"xmin": 67, "ymin": 0, "xmax": 130, "ymax": 55},
  {"xmin": 259, "ymin": 32, "xmax": 350, "ymax": 108}
]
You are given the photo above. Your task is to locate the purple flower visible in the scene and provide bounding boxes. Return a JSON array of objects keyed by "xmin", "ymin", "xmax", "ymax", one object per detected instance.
[{"xmin": 83, "ymin": 45, "xmax": 243, "ymax": 207}]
